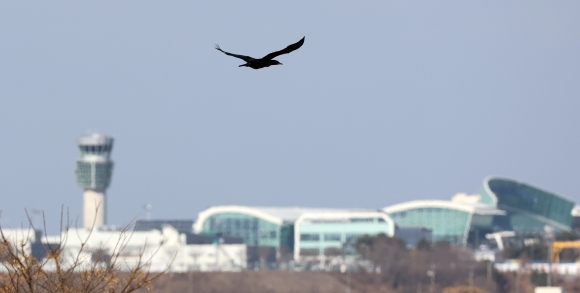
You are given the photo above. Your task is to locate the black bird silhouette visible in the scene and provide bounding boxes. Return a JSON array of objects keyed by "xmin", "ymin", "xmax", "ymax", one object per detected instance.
[{"xmin": 215, "ymin": 37, "xmax": 305, "ymax": 69}]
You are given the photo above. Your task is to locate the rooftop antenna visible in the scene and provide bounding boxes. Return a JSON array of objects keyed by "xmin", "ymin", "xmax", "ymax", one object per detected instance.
[
  {"xmin": 31, "ymin": 209, "xmax": 43, "ymax": 230},
  {"xmin": 144, "ymin": 204, "xmax": 153, "ymax": 220}
]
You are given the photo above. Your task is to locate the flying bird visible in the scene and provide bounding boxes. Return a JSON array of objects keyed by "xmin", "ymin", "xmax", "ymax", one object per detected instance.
[{"xmin": 215, "ymin": 37, "xmax": 305, "ymax": 69}]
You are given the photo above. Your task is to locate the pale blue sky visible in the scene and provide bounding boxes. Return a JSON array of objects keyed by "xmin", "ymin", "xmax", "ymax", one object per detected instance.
[{"xmin": 1, "ymin": 2, "xmax": 579, "ymax": 232}]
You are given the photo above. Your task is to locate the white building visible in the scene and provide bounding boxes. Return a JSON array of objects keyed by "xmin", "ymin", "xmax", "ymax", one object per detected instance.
[
  {"xmin": 0, "ymin": 228, "xmax": 39, "ymax": 255},
  {"xmin": 293, "ymin": 210, "xmax": 395, "ymax": 261},
  {"xmin": 41, "ymin": 225, "xmax": 246, "ymax": 272},
  {"xmin": 495, "ymin": 261, "xmax": 580, "ymax": 276}
]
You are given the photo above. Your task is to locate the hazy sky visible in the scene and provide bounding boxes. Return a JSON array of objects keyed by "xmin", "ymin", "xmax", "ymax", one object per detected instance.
[{"xmin": 1, "ymin": 2, "xmax": 579, "ymax": 233}]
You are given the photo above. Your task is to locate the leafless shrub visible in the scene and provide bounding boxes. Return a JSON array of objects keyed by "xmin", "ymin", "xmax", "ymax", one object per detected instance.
[{"xmin": 0, "ymin": 206, "xmax": 166, "ymax": 293}]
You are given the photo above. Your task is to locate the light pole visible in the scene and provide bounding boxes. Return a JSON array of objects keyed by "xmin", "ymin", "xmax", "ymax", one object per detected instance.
[
  {"xmin": 469, "ymin": 266, "xmax": 474, "ymax": 289},
  {"xmin": 188, "ymin": 269, "xmax": 193, "ymax": 293},
  {"xmin": 487, "ymin": 261, "xmax": 492, "ymax": 284},
  {"xmin": 544, "ymin": 225, "xmax": 554, "ymax": 287},
  {"xmin": 345, "ymin": 269, "xmax": 351, "ymax": 293},
  {"xmin": 515, "ymin": 267, "xmax": 520, "ymax": 293},
  {"xmin": 426, "ymin": 269, "xmax": 435, "ymax": 293}
]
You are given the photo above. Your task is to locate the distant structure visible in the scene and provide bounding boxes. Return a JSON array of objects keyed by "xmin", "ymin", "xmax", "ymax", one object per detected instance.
[
  {"xmin": 193, "ymin": 206, "xmax": 397, "ymax": 264},
  {"xmin": 384, "ymin": 176, "xmax": 576, "ymax": 247},
  {"xmin": 74, "ymin": 133, "xmax": 114, "ymax": 229},
  {"xmin": 134, "ymin": 219, "xmax": 195, "ymax": 234}
]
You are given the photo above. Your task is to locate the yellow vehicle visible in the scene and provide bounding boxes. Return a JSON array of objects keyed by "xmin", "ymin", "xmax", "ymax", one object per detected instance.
[{"xmin": 551, "ymin": 241, "xmax": 580, "ymax": 263}]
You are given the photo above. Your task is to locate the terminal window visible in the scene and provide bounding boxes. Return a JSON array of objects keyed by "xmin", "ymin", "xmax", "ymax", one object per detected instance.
[
  {"xmin": 324, "ymin": 233, "xmax": 341, "ymax": 241},
  {"xmin": 301, "ymin": 233, "xmax": 320, "ymax": 241}
]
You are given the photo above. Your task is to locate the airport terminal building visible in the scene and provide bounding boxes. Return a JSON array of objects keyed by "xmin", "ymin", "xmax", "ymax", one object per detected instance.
[
  {"xmin": 192, "ymin": 177, "xmax": 576, "ymax": 263},
  {"xmin": 383, "ymin": 200, "xmax": 504, "ymax": 246},
  {"xmin": 383, "ymin": 177, "xmax": 576, "ymax": 247},
  {"xmin": 293, "ymin": 211, "xmax": 395, "ymax": 260},
  {"xmin": 193, "ymin": 206, "xmax": 396, "ymax": 262},
  {"xmin": 477, "ymin": 176, "xmax": 574, "ymax": 233}
]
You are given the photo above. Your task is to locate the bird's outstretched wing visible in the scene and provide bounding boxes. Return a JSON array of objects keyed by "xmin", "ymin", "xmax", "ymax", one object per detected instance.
[
  {"xmin": 261, "ymin": 37, "xmax": 305, "ymax": 60},
  {"xmin": 215, "ymin": 44, "xmax": 254, "ymax": 62}
]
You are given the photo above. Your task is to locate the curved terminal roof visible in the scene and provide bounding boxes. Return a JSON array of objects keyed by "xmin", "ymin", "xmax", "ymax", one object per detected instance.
[
  {"xmin": 295, "ymin": 210, "xmax": 395, "ymax": 231},
  {"xmin": 382, "ymin": 200, "xmax": 505, "ymax": 216},
  {"xmin": 194, "ymin": 206, "xmax": 367, "ymax": 233},
  {"xmin": 481, "ymin": 176, "xmax": 575, "ymax": 228},
  {"xmin": 78, "ymin": 133, "xmax": 114, "ymax": 146},
  {"xmin": 482, "ymin": 176, "xmax": 575, "ymax": 206}
]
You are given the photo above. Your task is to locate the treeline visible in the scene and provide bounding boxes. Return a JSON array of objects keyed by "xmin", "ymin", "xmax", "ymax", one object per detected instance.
[
  {"xmin": 349, "ymin": 232, "xmax": 580, "ymax": 292},
  {"xmin": 354, "ymin": 233, "xmax": 508, "ymax": 292}
]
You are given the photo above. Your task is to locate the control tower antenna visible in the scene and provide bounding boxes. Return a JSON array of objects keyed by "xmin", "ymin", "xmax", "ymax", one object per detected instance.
[{"xmin": 74, "ymin": 133, "xmax": 114, "ymax": 230}]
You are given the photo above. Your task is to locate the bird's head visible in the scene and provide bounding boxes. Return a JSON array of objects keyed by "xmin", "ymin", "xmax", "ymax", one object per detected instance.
[{"xmin": 270, "ymin": 60, "xmax": 283, "ymax": 66}]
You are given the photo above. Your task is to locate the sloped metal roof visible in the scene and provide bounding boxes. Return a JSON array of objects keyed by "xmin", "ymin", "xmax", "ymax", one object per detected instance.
[
  {"xmin": 193, "ymin": 205, "xmax": 374, "ymax": 233},
  {"xmin": 382, "ymin": 200, "xmax": 505, "ymax": 215}
]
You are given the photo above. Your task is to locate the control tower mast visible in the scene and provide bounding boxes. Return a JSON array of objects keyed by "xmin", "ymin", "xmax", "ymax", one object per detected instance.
[{"xmin": 74, "ymin": 134, "xmax": 114, "ymax": 229}]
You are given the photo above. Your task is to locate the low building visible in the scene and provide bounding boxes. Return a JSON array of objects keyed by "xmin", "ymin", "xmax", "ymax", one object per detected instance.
[
  {"xmin": 293, "ymin": 210, "xmax": 395, "ymax": 260},
  {"xmin": 0, "ymin": 228, "xmax": 45, "ymax": 259},
  {"xmin": 134, "ymin": 219, "xmax": 195, "ymax": 234},
  {"xmin": 535, "ymin": 287, "xmax": 567, "ymax": 293},
  {"xmin": 43, "ymin": 225, "xmax": 246, "ymax": 272},
  {"xmin": 193, "ymin": 206, "xmax": 352, "ymax": 264},
  {"xmin": 194, "ymin": 206, "xmax": 400, "ymax": 264}
]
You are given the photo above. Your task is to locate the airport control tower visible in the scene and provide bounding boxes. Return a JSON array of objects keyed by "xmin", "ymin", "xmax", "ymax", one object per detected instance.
[{"xmin": 74, "ymin": 133, "xmax": 114, "ymax": 229}]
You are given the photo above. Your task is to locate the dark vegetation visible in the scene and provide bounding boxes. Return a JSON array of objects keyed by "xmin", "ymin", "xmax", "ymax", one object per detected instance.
[
  {"xmin": 353, "ymin": 233, "xmax": 508, "ymax": 292},
  {"xmin": 0, "ymin": 209, "xmax": 163, "ymax": 293},
  {"xmin": 142, "ymin": 231, "xmax": 580, "ymax": 293}
]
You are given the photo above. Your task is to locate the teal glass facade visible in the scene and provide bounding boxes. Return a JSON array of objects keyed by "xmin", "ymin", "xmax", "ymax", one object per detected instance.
[
  {"xmin": 75, "ymin": 161, "xmax": 114, "ymax": 190},
  {"xmin": 201, "ymin": 212, "xmax": 293, "ymax": 248},
  {"xmin": 389, "ymin": 208, "xmax": 470, "ymax": 245},
  {"xmin": 385, "ymin": 178, "xmax": 576, "ymax": 248},
  {"xmin": 297, "ymin": 217, "xmax": 392, "ymax": 257},
  {"xmin": 75, "ymin": 135, "xmax": 114, "ymax": 191},
  {"xmin": 486, "ymin": 178, "xmax": 574, "ymax": 232}
]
